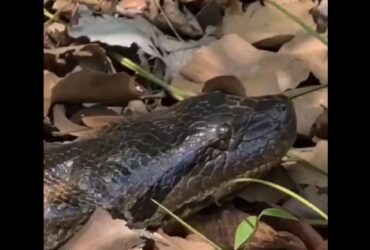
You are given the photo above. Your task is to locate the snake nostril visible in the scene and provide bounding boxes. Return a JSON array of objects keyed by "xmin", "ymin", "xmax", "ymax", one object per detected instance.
[{"xmin": 276, "ymin": 104, "xmax": 287, "ymax": 112}]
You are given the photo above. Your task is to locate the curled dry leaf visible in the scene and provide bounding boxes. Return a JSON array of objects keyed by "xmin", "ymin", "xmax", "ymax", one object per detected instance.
[
  {"xmin": 180, "ymin": 34, "xmax": 310, "ymax": 96},
  {"xmin": 44, "ymin": 43, "xmax": 115, "ymax": 76},
  {"xmin": 51, "ymin": 69, "xmax": 145, "ymax": 105},
  {"xmin": 202, "ymin": 75, "xmax": 246, "ymax": 97},
  {"xmin": 44, "ymin": 22, "xmax": 71, "ymax": 48},
  {"xmin": 310, "ymin": 0, "xmax": 328, "ymax": 33},
  {"xmin": 185, "ymin": 205, "xmax": 307, "ymax": 250},
  {"xmin": 309, "ymin": 106, "xmax": 327, "ymax": 140},
  {"xmin": 82, "ymin": 115, "xmax": 123, "ymax": 128},
  {"xmin": 53, "ymin": 104, "xmax": 88, "ymax": 135},
  {"xmin": 147, "ymin": 0, "xmax": 203, "ymax": 38},
  {"xmin": 59, "ymin": 208, "xmax": 145, "ymax": 250},
  {"xmin": 221, "ymin": 0, "xmax": 317, "ymax": 44}
]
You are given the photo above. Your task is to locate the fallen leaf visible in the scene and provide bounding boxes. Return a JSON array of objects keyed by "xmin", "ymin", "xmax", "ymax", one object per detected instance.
[
  {"xmin": 69, "ymin": 105, "xmax": 119, "ymax": 124},
  {"xmin": 279, "ymin": 32, "xmax": 327, "ymax": 84},
  {"xmin": 44, "ymin": 22, "xmax": 71, "ymax": 48},
  {"xmin": 289, "ymin": 86, "xmax": 327, "ymax": 136},
  {"xmin": 221, "ymin": 0, "xmax": 317, "ymax": 44},
  {"xmin": 154, "ymin": 230, "xmax": 214, "ymax": 250},
  {"xmin": 53, "ymin": 0, "xmax": 116, "ymax": 15},
  {"xmin": 202, "ymin": 75, "xmax": 246, "ymax": 97},
  {"xmin": 51, "ymin": 69, "xmax": 145, "ymax": 105},
  {"xmin": 309, "ymin": 106, "xmax": 327, "ymax": 140},
  {"xmin": 148, "ymin": 0, "xmax": 203, "ymax": 39},
  {"xmin": 44, "ymin": 43, "xmax": 116, "ymax": 76},
  {"xmin": 180, "ymin": 34, "xmax": 310, "ymax": 96},
  {"xmin": 69, "ymin": 9, "xmax": 163, "ymax": 57},
  {"xmin": 52, "ymin": 104, "xmax": 88, "ymax": 131},
  {"xmin": 59, "ymin": 208, "xmax": 145, "ymax": 250},
  {"xmin": 310, "ymin": 0, "xmax": 328, "ymax": 33},
  {"xmin": 264, "ymin": 217, "xmax": 326, "ymax": 250},
  {"xmin": 82, "ymin": 115, "xmax": 123, "ymax": 128},
  {"xmin": 44, "ymin": 70, "xmax": 61, "ymax": 116}
]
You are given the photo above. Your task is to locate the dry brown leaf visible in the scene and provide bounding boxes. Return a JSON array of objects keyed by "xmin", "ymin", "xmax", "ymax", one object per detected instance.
[
  {"xmin": 154, "ymin": 230, "xmax": 214, "ymax": 250},
  {"xmin": 309, "ymin": 107, "xmax": 327, "ymax": 140},
  {"xmin": 185, "ymin": 205, "xmax": 307, "ymax": 250},
  {"xmin": 44, "ymin": 70, "xmax": 61, "ymax": 116},
  {"xmin": 180, "ymin": 34, "xmax": 310, "ymax": 96},
  {"xmin": 44, "ymin": 22, "xmax": 71, "ymax": 48},
  {"xmin": 53, "ymin": 0, "xmax": 116, "ymax": 14},
  {"xmin": 82, "ymin": 115, "xmax": 123, "ymax": 128},
  {"xmin": 59, "ymin": 208, "xmax": 145, "ymax": 250},
  {"xmin": 202, "ymin": 75, "xmax": 246, "ymax": 97},
  {"xmin": 52, "ymin": 104, "xmax": 90, "ymax": 134},
  {"xmin": 116, "ymin": 0, "xmax": 149, "ymax": 15},
  {"xmin": 148, "ymin": 0, "xmax": 203, "ymax": 38},
  {"xmin": 44, "ymin": 43, "xmax": 115, "ymax": 76},
  {"xmin": 171, "ymin": 77, "xmax": 204, "ymax": 96},
  {"xmin": 52, "ymin": 69, "xmax": 145, "ymax": 105},
  {"xmin": 264, "ymin": 217, "xmax": 326, "ymax": 250},
  {"xmin": 220, "ymin": 0, "xmax": 317, "ymax": 44},
  {"xmin": 291, "ymin": 86, "xmax": 327, "ymax": 136},
  {"xmin": 279, "ymin": 32, "xmax": 327, "ymax": 84}
]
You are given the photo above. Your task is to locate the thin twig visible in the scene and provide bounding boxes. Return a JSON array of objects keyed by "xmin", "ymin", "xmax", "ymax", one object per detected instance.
[
  {"xmin": 265, "ymin": 0, "xmax": 328, "ymax": 46},
  {"xmin": 287, "ymin": 84, "xmax": 327, "ymax": 100}
]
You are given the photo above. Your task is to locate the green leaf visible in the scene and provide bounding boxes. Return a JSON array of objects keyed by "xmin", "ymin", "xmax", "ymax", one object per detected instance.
[
  {"xmin": 259, "ymin": 208, "xmax": 298, "ymax": 221},
  {"xmin": 234, "ymin": 216, "xmax": 258, "ymax": 250}
]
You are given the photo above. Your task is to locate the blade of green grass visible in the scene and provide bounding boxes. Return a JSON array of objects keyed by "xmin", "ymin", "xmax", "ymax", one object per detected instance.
[
  {"xmin": 151, "ymin": 199, "xmax": 223, "ymax": 250},
  {"xmin": 109, "ymin": 52, "xmax": 189, "ymax": 101},
  {"xmin": 228, "ymin": 178, "xmax": 328, "ymax": 220}
]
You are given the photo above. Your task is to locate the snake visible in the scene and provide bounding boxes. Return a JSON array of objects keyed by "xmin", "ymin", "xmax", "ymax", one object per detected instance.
[{"xmin": 44, "ymin": 91, "xmax": 297, "ymax": 249}]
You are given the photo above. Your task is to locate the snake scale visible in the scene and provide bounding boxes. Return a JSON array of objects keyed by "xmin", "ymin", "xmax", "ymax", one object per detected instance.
[{"xmin": 44, "ymin": 91, "xmax": 297, "ymax": 249}]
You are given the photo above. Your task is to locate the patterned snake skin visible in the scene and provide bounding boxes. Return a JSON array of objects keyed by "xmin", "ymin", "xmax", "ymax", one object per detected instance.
[{"xmin": 44, "ymin": 92, "xmax": 297, "ymax": 249}]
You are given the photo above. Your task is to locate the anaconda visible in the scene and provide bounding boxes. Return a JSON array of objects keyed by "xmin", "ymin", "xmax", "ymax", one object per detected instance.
[{"xmin": 44, "ymin": 91, "xmax": 297, "ymax": 249}]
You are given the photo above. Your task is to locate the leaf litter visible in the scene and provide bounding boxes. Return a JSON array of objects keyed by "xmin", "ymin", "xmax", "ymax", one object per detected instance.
[{"xmin": 44, "ymin": 0, "xmax": 328, "ymax": 249}]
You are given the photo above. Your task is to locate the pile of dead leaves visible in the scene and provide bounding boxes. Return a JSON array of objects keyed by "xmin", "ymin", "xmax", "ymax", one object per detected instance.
[{"xmin": 44, "ymin": 0, "xmax": 328, "ymax": 249}]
